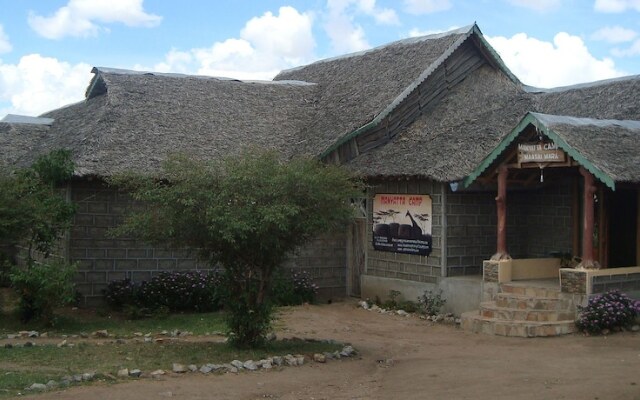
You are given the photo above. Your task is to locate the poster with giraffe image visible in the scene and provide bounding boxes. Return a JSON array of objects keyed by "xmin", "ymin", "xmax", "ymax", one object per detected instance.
[{"xmin": 372, "ymin": 194, "xmax": 432, "ymax": 256}]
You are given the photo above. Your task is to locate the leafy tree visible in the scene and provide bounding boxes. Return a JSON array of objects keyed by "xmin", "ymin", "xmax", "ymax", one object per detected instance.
[
  {"xmin": 0, "ymin": 149, "xmax": 77, "ymax": 323},
  {"xmin": 111, "ymin": 149, "xmax": 363, "ymax": 347},
  {"xmin": 0, "ymin": 149, "xmax": 76, "ymax": 261}
]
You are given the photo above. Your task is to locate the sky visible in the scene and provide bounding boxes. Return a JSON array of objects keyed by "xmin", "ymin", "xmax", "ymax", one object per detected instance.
[{"xmin": 0, "ymin": 0, "xmax": 639, "ymax": 119}]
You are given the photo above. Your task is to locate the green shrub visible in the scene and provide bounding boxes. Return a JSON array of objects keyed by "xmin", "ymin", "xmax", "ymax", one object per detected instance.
[
  {"xmin": 271, "ymin": 269, "xmax": 318, "ymax": 306},
  {"xmin": 418, "ymin": 289, "xmax": 446, "ymax": 316},
  {"xmin": 10, "ymin": 261, "xmax": 77, "ymax": 325},
  {"xmin": 576, "ymin": 290, "xmax": 640, "ymax": 334}
]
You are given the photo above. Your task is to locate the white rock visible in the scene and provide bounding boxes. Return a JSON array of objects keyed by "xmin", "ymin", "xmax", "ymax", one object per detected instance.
[
  {"xmin": 187, "ymin": 364, "xmax": 198, "ymax": 372},
  {"xmin": 230, "ymin": 360, "xmax": 244, "ymax": 369},
  {"xmin": 199, "ymin": 365, "xmax": 212, "ymax": 374},
  {"xmin": 28, "ymin": 383, "xmax": 47, "ymax": 391},
  {"xmin": 243, "ymin": 360, "xmax": 258, "ymax": 371},
  {"xmin": 117, "ymin": 368, "xmax": 129, "ymax": 378},
  {"xmin": 272, "ymin": 356, "xmax": 283, "ymax": 366},
  {"xmin": 82, "ymin": 372, "xmax": 95, "ymax": 381},
  {"xmin": 45, "ymin": 380, "xmax": 58, "ymax": 389},
  {"xmin": 172, "ymin": 363, "xmax": 187, "ymax": 373},
  {"xmin": 397, "ymin": 310, "xmax": 408, "ymax": 316}
]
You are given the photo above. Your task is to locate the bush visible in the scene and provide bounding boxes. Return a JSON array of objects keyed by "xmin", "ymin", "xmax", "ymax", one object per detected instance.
[
  {"xmin": 104, "ymin": 278, "xmax": 139, "ymax": 311},
  {"xmin": 271, "ymin": 270, "xmax": 318, "ymax": 306},
  {"xmin": 104, "ymin": 270, "xmax": 223, "ymax": 314},
  {"xmin": 576, "ymin": 290, "xmax": 640, "ymax": 334},
  {"xmin": 10, "ymin": 261, "xmax": 77, "ymax": 325},
  {"xmin": 418, "ymin": 289, "xmax": 447, "ymax": 316}
]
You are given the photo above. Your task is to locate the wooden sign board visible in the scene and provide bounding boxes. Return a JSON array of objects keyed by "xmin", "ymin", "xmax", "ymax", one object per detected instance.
[
  {"xmin": 518, "ymin": 142, "xmax": 566, "ymax": 164},
  {"xmin": 372, "ymin": 194, "xmax": 432, "ymax": 256}
]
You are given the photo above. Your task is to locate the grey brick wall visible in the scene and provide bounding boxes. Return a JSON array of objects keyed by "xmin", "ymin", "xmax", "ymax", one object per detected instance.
[
  {"xmin": 443, "ymin": 178, "xmax": 573, "ymax": 277},
  {"xmin": 592, "ymin": 273, "xmax": 640, "ymax": 294},
  {"xmin": 364, "ymin": 179, "xmax": 443, "ymax": 284},
  {"xmin": 69, "ymin": 180, "xmax": 347, "ymax": 306},
  {"xmin": 447, "ymin": 192, "xmax": 496, "ymax": 276}
]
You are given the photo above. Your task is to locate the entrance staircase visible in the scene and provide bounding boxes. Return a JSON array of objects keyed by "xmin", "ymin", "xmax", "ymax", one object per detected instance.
[{"xmin": 461, "ymin": 280, "xmax": 578, "ymax": 337}]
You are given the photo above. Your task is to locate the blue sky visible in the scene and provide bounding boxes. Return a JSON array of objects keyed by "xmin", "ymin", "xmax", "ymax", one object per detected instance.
[{"xmin": 1, "ymin": 0, "xmax": 639, "ymax": 119}]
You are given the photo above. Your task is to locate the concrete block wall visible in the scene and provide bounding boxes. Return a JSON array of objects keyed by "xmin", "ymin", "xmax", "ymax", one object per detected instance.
[
  {"xmin": 364, "ymin": 179, "xmax": 443, "ymax": 284},
  {"xmin": 69, "ymin": 180, "xmax": 348, "ymax": 306},
  {"xmin": 447, "ymin": 191, "xmax": 496, "ymax": 276}
]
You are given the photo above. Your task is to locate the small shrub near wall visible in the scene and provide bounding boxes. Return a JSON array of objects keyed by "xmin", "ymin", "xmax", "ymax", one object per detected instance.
[
  {"xmin": 271, "ymin": 270, "xmax": 319, "ymax": 306},
  {"xmin": 104, "ymin": 270, "xmax": 223, "ymax": 314},
  {"xmin": 576, "ymin": 290, "xmax": 640, "ymax": 334}
]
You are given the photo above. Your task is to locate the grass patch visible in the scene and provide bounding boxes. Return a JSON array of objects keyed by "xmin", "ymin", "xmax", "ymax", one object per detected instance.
[
  {"xmin": 0, "ymin": 309, "xmax": 227, "ymax": 337},
  {"xmin": 0, "ymin": 339, "xmax": 343, "ymax": 398}
]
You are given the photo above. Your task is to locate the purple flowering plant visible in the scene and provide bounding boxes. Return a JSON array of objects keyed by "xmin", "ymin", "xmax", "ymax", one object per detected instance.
[
  {"xmin": 576, "ymin": 289, "xmax": 640, "ymax": 334},
  {"xmin": 104, "ymin": 270, "xmax": 223, "ymax": 313}
]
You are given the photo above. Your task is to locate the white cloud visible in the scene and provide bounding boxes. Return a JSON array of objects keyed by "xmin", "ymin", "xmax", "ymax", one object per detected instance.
[
  {"xmin": 402, "ymin": 0, "xmax": 452, "ymax": 14},
  {"xmin": 594, "ymin": 0, "xmax": 640, "ymax": 12},
  {"xmin": 324, "ymin": 0, "xmax": 399, "ymax": 53},
  {"xmin": 611, "ymin": 39, "xmax": 640, "ymax": 56},
  {"xmin": 355, "ymin": 0, "xmax": 400, "ymax": 24},
  {"xmin": 487, "ymin": 32, "xmax": 625, "ymax": 88},
  {"xmin": 591, "ymin": 26, "xmax": 638, "ymax": 43},
  {"xmin": 506, "ymin": 0, "xmax": 562, "ymax": 12},
  {"xmin": 0, "ymin": 25, "xmax": 12, "ymax": 54},
  {"xmin": 28, "ymin": 0, "xmax": 162, "ymax": 39},
  {"xmin": 0, "ymin": 54, "xmax": 92, "ymax": 118},
  {"xmin": 148, "ymin": 6, "xmax": 316, "ymax": 80}
]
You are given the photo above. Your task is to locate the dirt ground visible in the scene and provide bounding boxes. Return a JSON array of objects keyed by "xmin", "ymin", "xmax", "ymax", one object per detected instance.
[{"xmin": 19, "ymin": 299, "xmax": 640, "ymax": 400}]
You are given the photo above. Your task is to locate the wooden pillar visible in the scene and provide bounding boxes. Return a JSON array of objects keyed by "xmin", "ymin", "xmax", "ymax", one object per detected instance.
[
  {"xmin": 492, "ymin": 165, "xmax": 510, "ymax": 260},
  {"xmin": 578, "ymin": 167, "xmax": 599, "ymax": 269}
]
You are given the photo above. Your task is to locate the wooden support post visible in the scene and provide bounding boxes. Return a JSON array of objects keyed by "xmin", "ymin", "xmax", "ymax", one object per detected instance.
[
  {"xmin": 578, "ymin": 167, "xmax": 599, "ymax": 269},
  {"xmin": 492, "ymin": 165, "xmax": 511, "ymax": 260}
]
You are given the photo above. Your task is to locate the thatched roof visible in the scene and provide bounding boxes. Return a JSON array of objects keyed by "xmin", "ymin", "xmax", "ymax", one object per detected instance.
[
  {"xmin": 4, "ymin": 68, "xmax": 319, "ymax": 176},
  {"xmin": 345, "ymin": 64, "xmax": 535, "ymax": 181},
  {"xmin": 273, "ymin": 26, "xmax": 476, "ymax": 156},
  {"xmin": 530, "ymin": 113, "xmax": 640, "ymax": 185},
  {"xmin": 344, "ymin": 71, "xmax": 640, "ymax": 182},
  {"xmin": 0, "ymin": 120, "xmax": 52, "ymax": 167},
  {"xmin": 532, "ymin": 75, "xmax": 640, "ymax": 121},
  {"xmin": 1, "ymin": 24, "xmax": 639, "ymax": 184}
]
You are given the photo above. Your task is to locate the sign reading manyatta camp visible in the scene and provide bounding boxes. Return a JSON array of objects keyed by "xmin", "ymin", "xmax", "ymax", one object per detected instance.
[
  {"xmin": 517, "ymin": 142, "xmax": 566, "ymax": 163},
  {"xmin": 372, "ymin": 194, "xmax": 432, "ymax": 256}
]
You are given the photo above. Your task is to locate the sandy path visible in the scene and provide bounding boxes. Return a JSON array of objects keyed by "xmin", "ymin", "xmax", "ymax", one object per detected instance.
[{"xmin": 19, "ymin": 300, "xmax": 640, "ymax": 400}]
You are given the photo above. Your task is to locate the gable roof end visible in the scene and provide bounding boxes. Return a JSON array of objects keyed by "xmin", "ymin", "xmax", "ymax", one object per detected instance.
[{"xmin": 462, "ymin": 112, "xmax": 640, "ymax": 190}]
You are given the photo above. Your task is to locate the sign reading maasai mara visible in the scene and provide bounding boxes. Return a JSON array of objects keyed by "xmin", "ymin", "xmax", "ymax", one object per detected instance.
[
  {"xmin": 517, "ymin": 142, "xmax": 566, "ymax": 163},
  {"xmin": 372, "ymin": 194, "xmax": 432, "ymax": 256}
]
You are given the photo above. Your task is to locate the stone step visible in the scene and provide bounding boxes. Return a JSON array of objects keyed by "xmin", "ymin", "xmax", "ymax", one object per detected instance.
[
  {"xmin": 494, "ymin": 292, "xmax": 575, "ymax": 311},
  {"xmin": 500, "ymin": 283, "xmax": 562, "ymax": 299},
  {"xmin": 479, "ymin": 302, "xmax": 575, "ymax": 322},
  {"xmin": 461, "ymin": 311, "xmax": 577, "ymax": 337}
]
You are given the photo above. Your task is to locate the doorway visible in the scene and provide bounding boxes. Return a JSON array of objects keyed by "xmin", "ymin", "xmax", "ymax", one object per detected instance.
[{"xmin": 608, "ymin": 188, "xmax": 639, "ymax": 267}]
